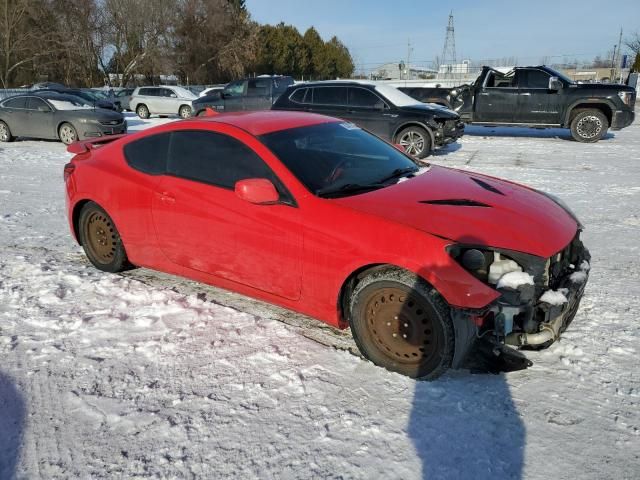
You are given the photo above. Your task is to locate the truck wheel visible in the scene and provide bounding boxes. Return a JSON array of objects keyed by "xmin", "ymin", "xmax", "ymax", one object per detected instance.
[
  {"xmin": 349, "ymin": 268, "xmax": 454, "ymax": 379},
  {"xmin": 570, "ymin": 109, "xmax": 608, "ymax": 143},
  {"xmin": 396, "ymin": 126, "xmax": 431, "ymax": 160},
  {"xmin": 136, "ymin": 104, "xmax": 150, "ymax": 119}
]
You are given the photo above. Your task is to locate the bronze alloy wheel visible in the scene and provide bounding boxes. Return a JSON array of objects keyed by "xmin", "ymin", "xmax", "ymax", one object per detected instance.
[
  {"xmin": 363, "ymin": 287, "xmax": 439, "ymax": 365},
  {"xmin": 349, "ymin": 269, "xmax": 454, "ymax": 379},
  {"xmin": 78, "ymin": 202, "xmax": 131, "ymax": 273},
  {"xmin": 83, "ymin": 211, "xmax": 117, "ymax": 264}
]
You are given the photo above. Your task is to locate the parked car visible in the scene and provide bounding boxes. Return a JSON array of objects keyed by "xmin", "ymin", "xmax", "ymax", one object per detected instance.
[
  {"xmin": 192, "ymin": 75, "xmax": 294, "ymax": 116},
  {"xmin": 32, "ymin": 87, "xmax": 119, "ymax": 111},
  {"xmin": 113, "ymin": 88, "xmax": 134, "ymax": 111},
  {"xmin": 399, "ymin": 65, "xmax": 636, "ymax": 142},
  {"xmin": 64, "ymin": 110, "xmax": 589, "ymax": 379},
  {"xmin": 0, "ymin": 92, "xmax": 126, "ymax": 144},
  {"xmin": 272, "ymin": 80, "xmax": 464, "ymax": 159},
  {"xmin": 129, "ymin": 86, "xmax": 196, "ymax": 119}
]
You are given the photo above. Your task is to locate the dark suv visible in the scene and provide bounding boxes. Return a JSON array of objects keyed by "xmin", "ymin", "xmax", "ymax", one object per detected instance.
[
  {"xmin": 271, "ymin": 81, "xmax": 464, "ymax": 159},
  {"xmin": 192, "ymin": 75, "xmax": 294, "ymax": 116}
]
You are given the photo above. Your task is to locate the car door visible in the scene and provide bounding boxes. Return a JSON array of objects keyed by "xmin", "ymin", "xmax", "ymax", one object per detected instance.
[
  {"xmin": 473, "ymin": 70, "xmax": 518, "ymax": 123},
  {"xmin": 515, "ymin": 68, "xmax": 564, "ymax": 125},
  {"xmin": 0, "ymin": 96, "xmax": 29, "ymax": 137},
  {"xmin": 25, "ymin": 97, "xmax": 54, "ymax": 139},
  {"xmin": 157, "ymin": 88, "xmax": 176, "ymax": 114},
  {"xmin": 244, "ymin": 78, "xmax": 271, "ymax": 111},
  {"xmin": 346, "ymin": 87, "xmax": 391, "ymax": 138},
  {"xmin": 308, "ymin": 86, "xmax": 349, "ymax": 120},
  {"xmin": 221, "ymin": 80, "xmax": 246, "ymax": 112},
  {"xmin": 151, "ymin": 128, "xmax": 302, "ymax": 300}
]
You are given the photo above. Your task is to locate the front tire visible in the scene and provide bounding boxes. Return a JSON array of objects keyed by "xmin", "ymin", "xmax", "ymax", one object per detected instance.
[
  {"xmin": 58, "ymin": 123, "xmax": 78, "ymax": 145},
  {"xmin": 349, "ymin": 269, "xmax": 454, "ymax": 379},
  {"xmin": 136, "ymin": 104, "xmax": 150, "ymax": 119},
  {"xmin": 78, "ymin": 202, "xmax": 131, "ymax": 273},
  {"xmin": 0, "ymin": 120, "xmax": 14, "ymax": 142},
  {"xmin": 396, "ymin": 126, "xmax": 432, "ymax": 160},
  {"xmin": 179, "ymin": 105, "xmax": 192, "ymax": 118},
  {"xmin": 570, "ymin": 109, "xmax": 608, "ymax": 143}
]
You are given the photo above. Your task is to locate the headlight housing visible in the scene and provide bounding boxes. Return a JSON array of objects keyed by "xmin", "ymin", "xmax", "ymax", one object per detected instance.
[
  {"xmin": 618, "ymin": 91, "xmax": 634, "ymax": 106},
  {"xmin": 448, "ymin": 245, "xmax": 547, "ymax": 287}
]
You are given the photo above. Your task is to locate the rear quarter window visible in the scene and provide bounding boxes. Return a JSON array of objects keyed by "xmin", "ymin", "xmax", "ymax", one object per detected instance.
[
  {"xmin": 2, "ymin": 97, "xmax": 27, "ymax": 109},
  {"xmin": 289, "ymin": 88, "xmax": 308, "ymax": 104},
  {"xmin": 123, "ymin": 133, "xmax": 170, "ymax": 175}
]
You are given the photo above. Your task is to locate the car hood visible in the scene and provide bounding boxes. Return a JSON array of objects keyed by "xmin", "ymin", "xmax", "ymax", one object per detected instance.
[
  {"xmin": 333, "ymin": 166, "xmax": 578, "ymax": 258},
  {"xmin": 398, "ymin": 103, "xmax": 459, "ymax": 119}
]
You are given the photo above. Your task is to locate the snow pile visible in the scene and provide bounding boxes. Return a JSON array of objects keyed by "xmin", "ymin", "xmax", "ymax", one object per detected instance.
[
  {"xmin": 497, "ymin": 271, "xmax": 534, "ymax": 289},
  {"xmin": 570, "ymin": 259, "xmax": 590, "ymax": 283},
  {"xmin": 540, "ymin": 289, "xmax": 569, "ymax": 305}
]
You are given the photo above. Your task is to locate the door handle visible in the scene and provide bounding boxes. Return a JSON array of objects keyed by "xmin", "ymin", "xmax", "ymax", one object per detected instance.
[
  {"xmin": 479, "ymin": 92, "xmax": 489, "ymax": 96},
  {"xmin": 156, "ymin": 191, "xmax": 175, "ymax": 204},
  {"xmin": 346, "ymin": 109, "xmax": 355, "ymax": 114},
  {"xmin": 519, "ymin": 92, "xmax": 531, "ymax": 96}
]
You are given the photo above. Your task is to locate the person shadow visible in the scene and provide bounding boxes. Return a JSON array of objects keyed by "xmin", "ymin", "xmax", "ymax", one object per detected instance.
[
  {"xmin": 399, "ymin": 259, "xmax": 526, "ymax": 479},
  {"xmin": 0, "ymin": 372, "xmax": 24, "ymax": 480}
]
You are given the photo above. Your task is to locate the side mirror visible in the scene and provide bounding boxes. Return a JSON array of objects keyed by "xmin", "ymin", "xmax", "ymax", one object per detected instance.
[
  {"xmin": 549, "ymin": 76, "xmax": 563, "ymax": 91},
  {"xmin": 235, "ymin": 178, "xmax": 280, "ymax": 205}
]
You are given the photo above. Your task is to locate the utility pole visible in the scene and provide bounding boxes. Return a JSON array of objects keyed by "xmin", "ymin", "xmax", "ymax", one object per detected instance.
[
  {"xmin": 406, "ymin": 39, "xmax": 413, "ymax": 85},
  {"xmin": 615, "ymin": 27, "xmax": 623, "ymax": 83},
  {"xmin": 441, "ymin": 11, "xmax": 457, "ymax": 81},
  {"xmin": 610, "ymin": 44, "xmax": 617, "ymax": 82}
]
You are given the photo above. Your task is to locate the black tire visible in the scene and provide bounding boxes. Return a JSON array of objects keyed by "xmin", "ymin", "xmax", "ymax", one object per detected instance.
[
  {"xmin": 58, "ymin": 122, "xmax": 78, "ymax": 145},
  {"xmin": 179, "ymin": 105, "xmax": 192, "ymax": 118},
  {"xmin": 0, "ymin": 120, "xmax": 14, "ymax": 142},
  {"xmin": 349, "ymin": 268, "xmax": 454, "ymax": 379},
  {"xmin": 136, "ymin": 104, "xmax": 150, "ymax": 119},
  {"xmin": 395, "ymin": 126, "xmax": 432, "ymax": 160},
  {"xmin": 78, "ymin": 202, "xmax": 132, "ymax": 273},
  {"xmin": 570, "ymin": 108, "xmax": 608, "ymax": 143}
]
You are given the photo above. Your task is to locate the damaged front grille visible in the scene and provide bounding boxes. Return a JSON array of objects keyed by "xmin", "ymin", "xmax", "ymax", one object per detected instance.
[{"xmin": 548, "ymin": 233, "xmax": 589, "ymax": 289}]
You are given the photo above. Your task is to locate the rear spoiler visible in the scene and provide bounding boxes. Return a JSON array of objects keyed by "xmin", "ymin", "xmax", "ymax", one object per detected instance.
[{"xmin": 66, "ymin": 133, "xmax": 128, "ymax": 154}]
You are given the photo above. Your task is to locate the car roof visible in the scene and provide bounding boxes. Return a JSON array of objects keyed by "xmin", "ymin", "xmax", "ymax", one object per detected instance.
[
  {"xmin": 195, "ymin": 110, "xmax": 340, "ymax": 136},
  {"xmin": 291, "ymin": 80, "xmax": 377, "ymax": 88}
]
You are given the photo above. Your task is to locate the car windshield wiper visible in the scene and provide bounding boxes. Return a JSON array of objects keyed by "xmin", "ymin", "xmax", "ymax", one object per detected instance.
[
  {"xmin": 316, "ymin": 183, "xmax": 386, "ymax": 198},
  {"xmin": 377, "ymin": 166, "xmax": 419, "ymax": 184}
]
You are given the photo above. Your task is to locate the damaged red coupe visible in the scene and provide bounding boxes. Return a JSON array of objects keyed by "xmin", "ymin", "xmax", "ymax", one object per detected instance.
[{"xmin": 64, "ymin": 111, "xmax": 590, "ymax": 379}]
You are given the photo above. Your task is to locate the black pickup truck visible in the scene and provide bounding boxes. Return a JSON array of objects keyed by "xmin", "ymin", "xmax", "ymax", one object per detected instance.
[
  {"xmin": 399, "ymin": 66, "xmax": 636, "ymax": 142},
  {"xmin": 192, "ymin": 75, "xmax": 294, "ymax": 116}
]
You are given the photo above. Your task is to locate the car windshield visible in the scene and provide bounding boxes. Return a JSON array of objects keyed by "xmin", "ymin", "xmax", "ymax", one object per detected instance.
[
  {"xmin": 48, "ymin": 97, "xmax": 93, "ymax": 110},
  {"xmin": 172, "ymin": 86, "xmax": 197, "ymax": 99},
  {"xmin": 260, "ymin": 122, "xmax": 420, "ymax": 197},
  {"xmin": 373, "ymin": 84, "xmax": 422, "ymax": 107}
]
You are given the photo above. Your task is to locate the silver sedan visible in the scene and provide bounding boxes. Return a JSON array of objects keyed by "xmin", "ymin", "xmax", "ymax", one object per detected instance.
[{"xmin": 0, "ymin": 93, "xmax": 126, "ymax": 145}]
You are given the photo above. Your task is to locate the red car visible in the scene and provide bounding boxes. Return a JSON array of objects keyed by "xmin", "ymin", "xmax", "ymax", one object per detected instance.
[{"xmin": 64, "ymin": 111, "xmax": 590, "ymax": 379}]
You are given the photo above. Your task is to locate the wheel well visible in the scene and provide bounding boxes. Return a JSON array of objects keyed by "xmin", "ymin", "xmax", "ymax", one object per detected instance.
[
  {"xmin": 392, "ymin": 122, "xmax": 434, "ymax": 145},
  {"xmin": 338, "ymin": 263, "xmax": 425, "ymax": 328},
  {"xmin": 57, "ymin": 121, "xmax": 74, "ymax": 135},
  {"xmin": 179, "ymin": 104, "xmax": 191, "ymax": 110},
  {"xmin": 136, "ymin": 103, "xmax": 147, "ymax": 110},
  {"xmin": 569, "ymin": 103, "xmax": 612, "ymax": 125},
  {"xmin": 71, "ymin": 199, "xmax": 92, "ymax": 244}
]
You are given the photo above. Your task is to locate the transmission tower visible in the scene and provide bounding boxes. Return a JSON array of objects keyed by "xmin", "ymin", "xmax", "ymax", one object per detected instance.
[{"xmin": 441, "ymin": 11, "xmax": 457, "ymax": 78}]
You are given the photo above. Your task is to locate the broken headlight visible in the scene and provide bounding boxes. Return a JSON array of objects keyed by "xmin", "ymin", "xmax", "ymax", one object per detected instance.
[{"xmin": 448, "ymin": 246, "xmax": 547, "ymax": 287}]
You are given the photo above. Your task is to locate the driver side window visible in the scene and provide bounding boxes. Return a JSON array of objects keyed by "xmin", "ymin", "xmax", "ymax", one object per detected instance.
[
  {"xmin": 224, "ymin": 80, "xmax": 246, "ymax": 97},
  {"xmin": 518, "ymin": 70, "xmax": 551, "ymax": 89}
]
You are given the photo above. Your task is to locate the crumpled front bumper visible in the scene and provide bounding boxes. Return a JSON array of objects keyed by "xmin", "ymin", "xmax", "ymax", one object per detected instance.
[{"xmin": 435, "ymin": 119, "xmax": 465, "ymax": 146}]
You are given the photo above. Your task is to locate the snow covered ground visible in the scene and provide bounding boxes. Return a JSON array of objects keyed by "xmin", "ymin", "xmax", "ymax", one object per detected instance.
[{"xmin": 1, "ymin": 114, "xmax": 639, "ymax": 479}]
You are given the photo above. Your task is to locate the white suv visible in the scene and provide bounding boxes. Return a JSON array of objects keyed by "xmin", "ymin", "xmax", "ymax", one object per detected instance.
[{"xmin": 130, "ymin": 86, "xmax": 196, "ymax": 119}]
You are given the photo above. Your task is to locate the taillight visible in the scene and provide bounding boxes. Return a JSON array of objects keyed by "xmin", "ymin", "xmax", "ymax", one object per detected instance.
[{"xmin": 63, "ymin": 163, "xmax": 75, "ymax": 181}]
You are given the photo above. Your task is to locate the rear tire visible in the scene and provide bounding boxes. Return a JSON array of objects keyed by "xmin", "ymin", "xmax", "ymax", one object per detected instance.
[
  {"xmin": 136, "ymin": 104, "xmax": 150, "ymax": 119},
  {"xmin": 179, "ymin": 105, "xmax": 192, "ymax": 118},
  {"xmin": 78, "ymin": 202, "xmax": 131, "ymax": 273},
  {"xmin": 349, "ymin": 268, "xmax": 454, "ymax": 379},
  {"xmin": 570, "ymin": 109, "xmax": 608, "ymax": 143},
  {"xmin": 0, "ymin": 120, "xmax": 14, "ymax": 142},
  {"xmin": 395, "ymin": 126, "xmax": 432, "ymax": 160},
  {"xmin": 58, "ymin": 123, "xmax": 78, "ymax": 145}
]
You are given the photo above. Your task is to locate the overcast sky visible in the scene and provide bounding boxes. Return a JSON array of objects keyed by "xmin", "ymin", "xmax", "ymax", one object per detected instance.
[{"xmin": 246, "ymin": 0, "xmax": 640, "ymax": 72}]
